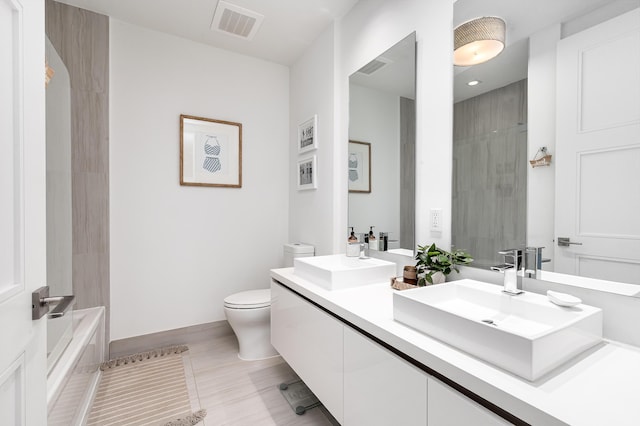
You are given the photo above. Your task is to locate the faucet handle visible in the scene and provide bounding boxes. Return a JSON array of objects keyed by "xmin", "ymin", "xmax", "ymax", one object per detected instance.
[
  {"xmin": 525, "ymin": 246, "xmax": 545, "ymax": 254},
  {"xmin": 490, "ymin": 263, "xmax": 513, "ymax": 273},
  {"xmin": 498, "ymin": 248, "xmax": 522, "ymax": 255},
  {"xmin": 498, "ymin": 248, "xmax": 524, "ymax": 269}
]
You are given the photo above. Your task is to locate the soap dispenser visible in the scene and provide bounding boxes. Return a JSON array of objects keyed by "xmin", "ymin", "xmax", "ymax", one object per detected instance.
[
  {"xmin": 379, "ymin": 232, "xmax": 388, "ymax": 251},
  {"xmin": 347, "ymin": 227, "xmax": 360, "ymax": 257},
  {"xmin": 368, "ymin": 226, "xmax": 378, "ymax": 250}
]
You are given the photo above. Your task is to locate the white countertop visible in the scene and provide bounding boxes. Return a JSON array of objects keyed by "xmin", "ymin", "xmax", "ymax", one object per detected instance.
[{"xmin": 271, "ymin": 267, "xmax": 640, "ymax": 426}]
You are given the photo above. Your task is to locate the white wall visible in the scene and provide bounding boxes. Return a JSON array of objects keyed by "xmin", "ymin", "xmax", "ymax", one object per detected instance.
[
  {"xmin": 337, "ymin": 0, "xmax": 454, "ymax": 252},
  {"xmin": 288, "ymin": 0, "xmax": 453, "ymax": 256},
  {"xmin": 348, "ymin": 84, "xmax": 400, "ymax": 242},
  {"xmin": 109, "ymin": 20, "xmax": 290, "ymax": 340},
  {"xmin": 527, "ymin": 25, "xmax": 560, "ymax": 269},
  {"xmin": 288, "ymin": 25, "xmax": 338, "ymax": 255}
]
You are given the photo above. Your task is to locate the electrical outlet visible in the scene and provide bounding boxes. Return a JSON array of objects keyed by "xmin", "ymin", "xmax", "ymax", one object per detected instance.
[{"xmin": 430, "ymin": 208, "xmax": 443, "ymax": 231}]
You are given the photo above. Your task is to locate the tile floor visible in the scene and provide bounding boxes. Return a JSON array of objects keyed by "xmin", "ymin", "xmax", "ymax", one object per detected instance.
[{"xmin": 182, "ymin": 324, "xmax": 339, "ymax": 426}]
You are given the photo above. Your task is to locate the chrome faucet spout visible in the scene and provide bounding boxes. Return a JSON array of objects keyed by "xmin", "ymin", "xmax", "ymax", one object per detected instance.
[
  {"xmin": 495, "ymin": 248, "xmax": 524, "ymax": 295},
  {"xmin": 525, "ymin": 246, "xmax": 545, "ymax": 279},
  {"xmin": 359, "ymin": 242, "xmax": 369, "ymax": 259}
]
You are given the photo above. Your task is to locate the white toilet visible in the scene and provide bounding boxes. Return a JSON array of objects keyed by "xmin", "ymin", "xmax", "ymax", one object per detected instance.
[
  {"xmin": 224, "ymin": 243, "xmax": 314, "ymax": 361},
  {"xmin": 224, "ymin": 289, "xmax": 277, "ymax": 360}
]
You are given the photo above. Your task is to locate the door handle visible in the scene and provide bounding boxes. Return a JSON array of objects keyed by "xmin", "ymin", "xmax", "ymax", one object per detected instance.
[
  {"xmin": 557, "ymin": 237, "xmax": 583, "ymax": 247},
  {"xmin": 32, "ymin": 286, "xmax": 76, "ymax": 320}
]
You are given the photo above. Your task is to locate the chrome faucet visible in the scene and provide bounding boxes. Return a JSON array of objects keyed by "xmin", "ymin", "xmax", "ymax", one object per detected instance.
[
  {"xmin": 524, "ymin": 246, "xmax": 545, "ymax": 279},
  {"xmin": 359, "ymin": 242, "xmax": 369, "ymax": 259},
  {"xmin": 492, "ymin": 248, "xmax": 524, "ymax": 295}
]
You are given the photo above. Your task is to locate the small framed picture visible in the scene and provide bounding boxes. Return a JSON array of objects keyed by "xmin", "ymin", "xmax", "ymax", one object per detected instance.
[
  {"xmin": 297, "ymin": 155, "xmax": 317, "ymax": 190},
  {"xmin": 180, "ymin": 114, "xmax": 242, "ymax": 188},
  {"xmin": 298, "ymin": 115, "xmax": 318, "ymax": 153},
  {"xmin": 348, "ymin": 140, "xmax": 371, "ymax": 193}
]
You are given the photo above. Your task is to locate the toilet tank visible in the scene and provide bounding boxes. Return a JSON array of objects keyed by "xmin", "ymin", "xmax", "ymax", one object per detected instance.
[{"xmin": 283, "ymin": 243, "xmax": 314, "ymax": 267}]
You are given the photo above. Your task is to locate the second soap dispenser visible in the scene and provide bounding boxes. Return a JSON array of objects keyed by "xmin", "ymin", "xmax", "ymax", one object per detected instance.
[{"xmin": 368, "ymin": 226, "xmax": 377, "ymax": 250}]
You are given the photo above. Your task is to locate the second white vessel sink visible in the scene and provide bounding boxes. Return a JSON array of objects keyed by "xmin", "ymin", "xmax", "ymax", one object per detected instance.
[
  {"xmin": 393, "ymin": 279, "xmax": 603, "ymax": 381},
  {"xmin": 294, "ymin": 254, "xmax": 396, "ymax": 290}
]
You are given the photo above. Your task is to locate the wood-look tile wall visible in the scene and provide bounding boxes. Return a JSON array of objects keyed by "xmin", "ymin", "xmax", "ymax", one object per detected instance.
[
  {"xmin": 400, "ymin": 97, "xmax": 416, "ymax": 250},
  {"xmin": 46, "ymin": 0, "xmax": 110, "ymax": 341},
  {"xmin": 452, "ymin": 79, "xmax": 527, "ymax": 269}
]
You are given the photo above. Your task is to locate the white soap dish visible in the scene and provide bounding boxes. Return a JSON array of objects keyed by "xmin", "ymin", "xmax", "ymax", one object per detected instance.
[{"xmin": 547, "ymin": 290, "xmax": 581, "ymax": 307}]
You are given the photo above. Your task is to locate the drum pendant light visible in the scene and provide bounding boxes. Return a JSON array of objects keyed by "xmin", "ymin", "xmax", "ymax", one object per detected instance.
[{"xmin": 454, "ymin": 17, "xmax": 506, "ymax": 66}]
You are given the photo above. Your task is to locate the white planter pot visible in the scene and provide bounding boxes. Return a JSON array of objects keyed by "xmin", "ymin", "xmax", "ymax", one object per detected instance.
[
  {"xmin": 418, "ymin": 270, "xmax": 446, "ymax": 285},
  {"xmin": 429, "ymin": 271, "xmax": 446, "ymax": 284}
]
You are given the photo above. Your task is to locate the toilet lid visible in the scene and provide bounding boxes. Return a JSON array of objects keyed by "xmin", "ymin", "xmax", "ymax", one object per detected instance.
[{"xmin": 224, "ymin": 289, "xmax": 271, "ymax": 309}]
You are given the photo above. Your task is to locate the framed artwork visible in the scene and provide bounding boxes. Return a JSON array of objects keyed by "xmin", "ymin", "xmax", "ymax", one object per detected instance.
[
  {"xmin": 180, "ymin": 114, "xmax": 242, "ymax": 188},
  {"xmin": 297, "ymin": 155, "xmax": 317, "ymax": 190},
  {"xmin": 298, "ymin": 115, "xmax": 318, "ymax": 153},
  {"xmin": 348, "ymin": 140, "xmax": 371, "ymax": 193}
]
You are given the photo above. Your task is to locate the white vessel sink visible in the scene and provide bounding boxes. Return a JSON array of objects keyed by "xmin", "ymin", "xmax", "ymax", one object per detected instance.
[
  {"xmin": 393, "ymin": 279, "xmax": 603, "ymax": 381},
  {"xmin": 294, "ymin": 254, "xmax": 396, "ymax": 290}
]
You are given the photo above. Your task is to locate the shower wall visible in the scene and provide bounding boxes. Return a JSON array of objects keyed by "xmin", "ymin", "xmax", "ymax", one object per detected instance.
[
  {"xmin": 45, "ymin": 0, "xmax": 110, "ymax": 341},
  {"xmin": 400, "ymin": 97, "xmax": 416, "ymax": 250},
  {"xmin": 452, "ymin": 79, "xmax": 528, "ymax": 269}
]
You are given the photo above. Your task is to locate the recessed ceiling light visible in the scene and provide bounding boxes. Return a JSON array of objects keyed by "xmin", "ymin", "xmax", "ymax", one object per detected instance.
[{"xmin": 467, "ymin": 80, "xmax": 481, "ymax": 86}]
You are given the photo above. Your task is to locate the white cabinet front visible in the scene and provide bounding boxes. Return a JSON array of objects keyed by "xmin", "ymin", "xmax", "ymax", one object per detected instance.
[
  {"xmin": 427, "ymin": 377, "xmax": 510, "ymax": 426},
  {"xmin": 344, "ymin": 327, "xmax": 428, "ymax": 426},
  {"xmin": 271, "ymin": 279, "xmax": 511, "ymax": 426},
  {"xmin": 270, "ymin": 281, "xmax": 344, "ymax": 423}
]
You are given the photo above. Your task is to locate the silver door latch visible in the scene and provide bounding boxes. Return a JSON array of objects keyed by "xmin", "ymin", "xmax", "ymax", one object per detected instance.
[
  {"xmin": 557, "ymin": 237, "xmax": 583, "ymax": 247},
  {"xmin": 32, "ymin": 286, "xmax": 75, "ymax": 320}
]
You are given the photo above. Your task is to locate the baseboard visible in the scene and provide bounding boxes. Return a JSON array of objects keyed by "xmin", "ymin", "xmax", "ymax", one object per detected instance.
[{"xmin": 109, "ymin": 320, "xmax": 233, "ymax": 359}]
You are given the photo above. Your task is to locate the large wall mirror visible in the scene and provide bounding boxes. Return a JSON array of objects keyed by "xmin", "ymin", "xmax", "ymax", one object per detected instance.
[
  {"xmin": 452, "ymin": 0, "xmax": 640, "ymax": 292},
  {"xmin": 348, "ymin": 32, "xmax": 416, "ymax": 255}
]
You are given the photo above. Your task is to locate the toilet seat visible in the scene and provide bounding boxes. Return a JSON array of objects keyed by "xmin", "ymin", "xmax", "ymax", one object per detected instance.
[{"xmin": 224, "ymin": 289, "xmax": 271, "ymax": 309}]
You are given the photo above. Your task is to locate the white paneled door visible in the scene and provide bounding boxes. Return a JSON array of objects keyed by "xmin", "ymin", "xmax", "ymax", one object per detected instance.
[
  {"xmin": 555, "ymin": 8, "xmax": 640, "ymax": 284},
  {"xmin": 0, "ymin": 0, "xmax": 47, "ymax": 424}
]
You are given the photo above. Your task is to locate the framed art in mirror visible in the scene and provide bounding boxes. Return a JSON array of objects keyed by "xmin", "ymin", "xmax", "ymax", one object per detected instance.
[
  {"xmin": 297, "ymin": 155, "xmax": 317, "ymax": 190},
  {"xmin": 180, "ymin": 114, "xmax": 242, "ymax": 188},
  {"xmin": 348, "ymin": 140, "xmax": 371, "ymax": 193},
  {"xmin": 298, "ymin": 115, "xmax": 318, "ymax": 153}
]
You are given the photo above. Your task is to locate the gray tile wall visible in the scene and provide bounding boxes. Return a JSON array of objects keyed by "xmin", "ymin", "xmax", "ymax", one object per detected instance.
[
  {"xmin": 452, "ymin": 80, "xmax": 527, "ymax": 269},
  {"xmin": 46, "ymin": 0, "xmax": 110, "ymax": 341},
  {"xmin": 400, "ymin": 97, "xmax": 416, "ymax": 250}
]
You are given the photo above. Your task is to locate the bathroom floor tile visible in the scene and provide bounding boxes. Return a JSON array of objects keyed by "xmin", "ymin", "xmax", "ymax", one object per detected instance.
[{"xmin": 186, "ymin": 328, "xmax": 339, "ymax": 425}]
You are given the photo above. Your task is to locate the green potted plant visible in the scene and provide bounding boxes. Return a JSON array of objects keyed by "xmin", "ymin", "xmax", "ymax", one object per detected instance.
[{"xmin": 414, "ymin": 243, "xmax": 473, "ymax": 285}]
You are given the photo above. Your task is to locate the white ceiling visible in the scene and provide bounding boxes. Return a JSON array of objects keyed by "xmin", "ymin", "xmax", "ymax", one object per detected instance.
[
  {"xmin": 54, "ymin": 0, "xmax": 359, "ymax": 66},
  {"xmin": 54, "ymin": 0, "xmax": 636, "ymax": 88}
]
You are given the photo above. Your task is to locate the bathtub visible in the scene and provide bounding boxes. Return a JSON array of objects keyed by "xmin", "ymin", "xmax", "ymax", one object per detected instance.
[{"xmin": 47, "ymin": 307, "xmax": 106, "ymax": 426}]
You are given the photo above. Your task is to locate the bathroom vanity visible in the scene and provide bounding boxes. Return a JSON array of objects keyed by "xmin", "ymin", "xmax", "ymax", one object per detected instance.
[{"xmin": 270, "ymin": 266, "xmax": 640, "ymax": 425}]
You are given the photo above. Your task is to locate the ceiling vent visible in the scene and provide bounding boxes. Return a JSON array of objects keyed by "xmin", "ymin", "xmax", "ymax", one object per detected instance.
[
  {"xmin": 357, "ymin": 57, "xmax": 392, "ymax": 75},
  {"xmin": 211, "ymin": 1, "xmax": 264, "ymax": 40}
]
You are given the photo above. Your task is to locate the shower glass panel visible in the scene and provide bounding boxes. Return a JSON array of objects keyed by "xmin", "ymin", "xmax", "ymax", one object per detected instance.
[{"xmin": 45, "ymin": 36, "xmax": 74, "ymax": 374}]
